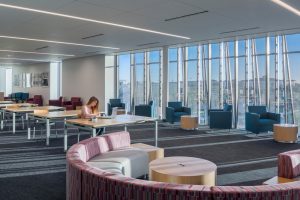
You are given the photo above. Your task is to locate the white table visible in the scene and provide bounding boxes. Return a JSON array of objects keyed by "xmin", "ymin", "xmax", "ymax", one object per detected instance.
[
  {"xmin": 29, "ymin": 110, "xmax": 81, "ymax": 146},
  {"xmin": 65, "ymin": 114, "xmax": 158, "ymax": 151},
  {"xmin": 0, "ymin": 103, "xmax": 37, "ymax": 130},
  {"xmin": 2, "ymin": 106, "xmax": 64, "ymax": 134}
]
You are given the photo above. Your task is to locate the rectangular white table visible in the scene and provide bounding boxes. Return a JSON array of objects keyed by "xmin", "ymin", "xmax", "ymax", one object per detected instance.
[
  {"xmin": 29, "ymin": 110, "xmax": 81, "ymax": 146},
  {"xmin": 2, "ymin": 106, "xmax": 64, "ymax": 134},
  {"xmin": 65, "ymin": 114, "xmax": 158, "ymax": 151},
  {"xmin": 0, "ymin": 101, "xmax": 14, "ymax": 104},
  {"xmin": 0, "ymin": 103, "xmax": 37, "ymax": 130}
]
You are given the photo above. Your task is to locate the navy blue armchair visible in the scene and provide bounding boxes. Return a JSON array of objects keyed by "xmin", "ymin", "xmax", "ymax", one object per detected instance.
[
  {"xmin": 208, "ymin": 104, "xmax": 232, "ymax": 129},
  {"xmin": 245, "ymin": 106, "xmax": 280, "ymax": 134},
  {"xmin": 107, "ymin": 99, "xmax": 126, "ymax": 115},
  {"xmin": 135, "ymin": 101, "xmax": 153, "ymax": 117},
  {"xmin": 166, "ymin": 102, "xmax": 191, "ymax": 124}
]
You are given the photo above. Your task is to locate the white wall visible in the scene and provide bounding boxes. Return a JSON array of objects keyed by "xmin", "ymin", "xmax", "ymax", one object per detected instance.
[
  {"xmin": 13, "ymin": 63, "xmax": 50, "ymax": 104},
  {"xmin": 62, "ymin": 55, "xmax": 105, "ymax": 111}
]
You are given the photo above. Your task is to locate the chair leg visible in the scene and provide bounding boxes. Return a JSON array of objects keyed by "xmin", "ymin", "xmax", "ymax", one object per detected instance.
[
  {"xmin": 33, "ymin": 127, "xmax": 36, "ymax": 139},
  {"xmin": 55, "ymin": 122, "xmax": 58, "ymax": 138},
  {"xmin": 77, "ymin": 133, "xmax": 80, "ymax": 142},
  {"xmin": 22, "ymin": 116, "xmax": 24, "ymax": 129}
]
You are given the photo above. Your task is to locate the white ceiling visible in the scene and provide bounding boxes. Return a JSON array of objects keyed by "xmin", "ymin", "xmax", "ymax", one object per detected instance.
[{"xmin": 0, "ymin": 0, "xmax": 299, "ymax": 64}]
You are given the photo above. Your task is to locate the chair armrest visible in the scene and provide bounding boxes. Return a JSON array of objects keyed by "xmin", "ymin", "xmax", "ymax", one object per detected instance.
[
  {"xmin": 63, "ymin": 101, "xmax": 72, "ymax": 106},
  {"xmin": 166, "ymin": 107, "xmax": 175, "ymax": 123},
  {"xmin": 120, "ymin": 103, "xmax": 126, "ymax": 109},
  {"xmin": 245, "ymin": 112, "xmax": 260, "ymax": 133},
  {"xmin": 267, "ymin": 112, "xmax": 281, "ymax": 123},
  {"xmin": 210, "ymin": 111, "xmax": 232, "ymax": 129},
  {"xmin": 183, "ymin": 107, "xmax": 191, "ymax": 115},
  {"xmin": 72, "ymin": 101, "xmax": 82, "ymax": 107}
]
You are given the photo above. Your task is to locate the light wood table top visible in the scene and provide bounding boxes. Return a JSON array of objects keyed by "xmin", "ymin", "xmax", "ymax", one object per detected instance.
[
  {"xmin": 149, "ymin": 156, "xmax": 217, "ymax": 186},
  {"xmin": 3, "ymin": 106, "xmax": 64, "ymax": 113},
  {"xmin": 0, "ymin": 103, "xmax": 37, "ymax": 108},
  {"xmin": 263, "ymin": 176, "xmax": 300, "ymax": 185},
  {"xmin": 0, "ymin": 101, "xmax": 14, "ymax": 104},
  {"xmin": 30, "ymin": 110, "xmax": 81, "ymax": 119},
  {"xmin": 66, "ymin": 114, "xmax": 156, "ymax": 128}
]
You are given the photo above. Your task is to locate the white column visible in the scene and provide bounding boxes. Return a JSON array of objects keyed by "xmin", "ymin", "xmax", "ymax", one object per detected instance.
[{"xmin": 161, "ymin": 46, "xmax": 169, "ymax": 119}]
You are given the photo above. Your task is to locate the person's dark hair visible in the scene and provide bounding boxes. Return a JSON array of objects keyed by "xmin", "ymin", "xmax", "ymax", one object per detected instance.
[{"xmin": 86, "ymin": 96, "xmax": 99, "ymax": 114}]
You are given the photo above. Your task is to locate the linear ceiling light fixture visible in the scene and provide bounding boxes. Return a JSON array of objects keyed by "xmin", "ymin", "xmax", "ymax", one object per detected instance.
[
  {"xmin": 0, "ymin": 63, "xmax": 20, "ymax": 65},
  {"xmin": 0, "ymin": 49, "xmax": 75, "ymax": 57},
  {"xmin": 0, "ymin": 3, "xmax": 190, "ymax": 40},
  {"xmin": 0, "ymin": 35, "xmax": 119, "ymax": 50},
  {"xmin": 0, "ymin": 57, "xmax": 56, "ymax": 62},
  {"xmin": 271, "ymin": 0, "xmax": 300, "ymax": 16}
]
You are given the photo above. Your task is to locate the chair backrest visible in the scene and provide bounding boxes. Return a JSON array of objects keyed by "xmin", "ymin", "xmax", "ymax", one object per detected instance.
[
  {"xmin": 71, "ymin": 97, "xmax": 81, "ymax": 102},
  {"xmin": 34, "ymin": 109, "xmax": 49, "ymax": 115},
  {"xmin": 110, "ymin": 99, "xmax": 121, "ymax": 106},
  {"xmin": 21, "ymin": 93, "xmax": 29, "ymax": 100},
  {"xmin": 168, "ymin": 102, "xmax": 182, "ymax": 109},
  {"xmin": 223, "ymin": 104, "xmax": 233, "ymax": 112},
  {"xmin": 248, "ymin": 106, "xmax": 267, "ymax": 114},
  {"xmin": 148, "ymin": 100, "xmax": 153, "ymax": 106}
]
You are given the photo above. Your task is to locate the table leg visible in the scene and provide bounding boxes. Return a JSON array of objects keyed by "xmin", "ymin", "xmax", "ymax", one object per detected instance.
[
  {"xmin": 155, "ymin": 121, "xmax": 158, "ymax": 147},
  {"xmin": 0, "ymin": 111, "xmax": 3, "ymax": 130},
  {"xmin": 46, "ymin": 119, "xmax": 50, "ymax": 146},
  {"xmin": 92, "ymin": 128, "xmax": 96, "ymax": 137},
  {"xmin": 27, "ymin": 114, "xmax": 31, "ymax": 139},
  {"xmin": 124, "ymin": 124, "xmax": 127, "ymax": 132},
  {"xmin": 12, "ymin": 112, "xmax": 15, "ymax": 134},
  {"xmin": 64, "ymin": 120, "xmax": 68, "ymax": 151}
]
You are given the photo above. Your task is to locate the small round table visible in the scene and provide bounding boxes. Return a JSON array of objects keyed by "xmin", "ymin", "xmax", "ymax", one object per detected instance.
[
  {"xmin": 149, "ymin": 156, "xmax": 217, "ymax": 186},
  {"xmin": 273, "ymin": 124, "xmax": 298, "ymax": 143},
  {"xmin": 180, "ymin": 115, "xmax": 198, "ymax": 130}
]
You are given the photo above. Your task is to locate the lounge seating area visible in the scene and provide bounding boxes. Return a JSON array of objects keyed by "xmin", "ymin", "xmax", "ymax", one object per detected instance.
[
  {"xmin": 67, "ymin": 131, "xmax": 300, "ymax": 200},
  {"xmin": 1, "ymin": 1, "xmax": 300, "ymax": 199}
]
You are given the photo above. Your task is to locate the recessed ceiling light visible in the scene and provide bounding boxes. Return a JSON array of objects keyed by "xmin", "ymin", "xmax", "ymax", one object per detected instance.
[
  {"xmin": 0, "ymin": 57, "xmax": 56, "ymax": 62},
  {"xmin": 271, "ymin": 0, "xmax": 300, "ymax": 16},
  {"xmin": 0, "ymin": 3, "xmax": 190, "ymax": 40},
  {"xmin": 0, "ymin": 35, "xmax": 119, "ymax": 50},
  {"xmin": 0, "ymin": 49, "xmax": 74, "ymax": 57}
]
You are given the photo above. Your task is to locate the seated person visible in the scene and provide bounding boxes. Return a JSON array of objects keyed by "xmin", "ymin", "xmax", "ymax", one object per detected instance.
[{"xmin": 81, "ymin": 96, "xmax": 103, "ymax": 135}]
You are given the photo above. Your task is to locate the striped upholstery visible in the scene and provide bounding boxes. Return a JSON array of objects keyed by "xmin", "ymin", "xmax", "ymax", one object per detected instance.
[
  {"xmin": 278, "ymin": 149, "xmax": 300, "ymax": 179},
  {"xmin": 104, "ymin": 131, "xmax": 131, "ymax": 150},
  {"xmin": 211, "ymin": 182, "xmax": 300, "ymax": 200}
]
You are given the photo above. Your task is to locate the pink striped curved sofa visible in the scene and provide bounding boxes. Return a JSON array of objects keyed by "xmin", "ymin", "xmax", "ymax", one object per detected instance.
[{"xmin": 67, "ymin": 132, "xmax": 300, "ymax": 200}]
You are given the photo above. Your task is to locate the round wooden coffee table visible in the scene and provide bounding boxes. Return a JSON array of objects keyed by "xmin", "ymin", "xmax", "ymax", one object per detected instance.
[
  {"xmin": 273, "ymin": 124, "xmax": 298, "ymax": 143},
  {"xmin": 149, "ymin": 156, "xmax": 217, "ymax": 186}
]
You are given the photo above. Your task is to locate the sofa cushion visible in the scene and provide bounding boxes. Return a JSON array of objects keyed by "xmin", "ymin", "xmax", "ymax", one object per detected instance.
[
  {"xmin": 174, "ymin": 112, "xmax": 188, "ymax": 117},
  {"xmin": 88, "ymin": 147, "xmax": 148, "ymax": 178},
  {"xmin": 78, "ymin": 137, "xmax": 109, "ymax": 161},
  {"xmin": 104, "ymin": 131, "xmax": 131, "ymax": 151},
  {"xmin": 86, "ymin": 160, "xmax": 123, "ymax": 175},
  {"xmin": 223, "ymin": 104, "xmax": 232, "ymax": 112},
  {"xmin": 278, "ymin": 149, "xmax": 300, "ymax": 179}
]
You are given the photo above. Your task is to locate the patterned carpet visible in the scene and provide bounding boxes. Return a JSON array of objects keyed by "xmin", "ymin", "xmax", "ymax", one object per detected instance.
[{"xmin": 0, "ymin": 121, "xmax": 300, "ymax": 200}]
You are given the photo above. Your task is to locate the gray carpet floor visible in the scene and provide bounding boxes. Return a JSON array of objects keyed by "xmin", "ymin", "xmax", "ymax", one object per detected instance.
[{"xmin": 0, "ymin": 121, "xmax": 300, "ymax": 200}]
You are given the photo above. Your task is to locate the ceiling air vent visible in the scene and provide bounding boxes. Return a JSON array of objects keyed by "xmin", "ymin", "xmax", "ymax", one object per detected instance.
[
  {"xmin": 165, "ymin": 10, "xmax": 208, "ymax": 22},
  {"xmin": 81, "ymin": 33, "xmax": 104, "ymax": 40},
  {"xmin": 137, "ymin": 42, "xmax": 160, "ymax": 47},
  {"xmin": 35, "ymin": 46, "xmax": 49, "ymax": 50},
  {"xmin": 219, "ymin": 27, "xmax": 260, "ymax": 34}
]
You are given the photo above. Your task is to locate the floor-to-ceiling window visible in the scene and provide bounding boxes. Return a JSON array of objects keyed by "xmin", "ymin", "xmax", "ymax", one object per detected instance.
[
  {"xmin": 133, "ymin": 52, "xmax": 145, "ymax": 105},
  {"xmin": 105, "ymin": 55, "xmax": 116, "ymax": 113},
  {"xmin": 168, "ymin": 48, "xmax": 179, "ymax": 102},
  {"xmin": 148, "ymin": 50, "xmax": 161, "ymax": 118},
  {"xmin": 118, "ymin": 54, "xmax": 131, "ymax": 111},
  {"xmin": 186, "ymin": 46, "xmax": 198, "ymax": 115}
]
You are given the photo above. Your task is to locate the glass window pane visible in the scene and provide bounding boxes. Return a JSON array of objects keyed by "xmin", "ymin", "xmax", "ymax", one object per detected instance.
[
  {"xmin": 187, "ymin": 60, "xmax": 198, "ymax": 115},
  {"xmin": 118, "ymin": 54, "xmax": 131, "ymax": 110}
]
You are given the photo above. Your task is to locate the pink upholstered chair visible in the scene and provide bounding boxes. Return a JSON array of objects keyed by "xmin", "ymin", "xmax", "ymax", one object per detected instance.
[{"xmin": 64, "ymin": 97, "xmax": 82, "ymax": 110}]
